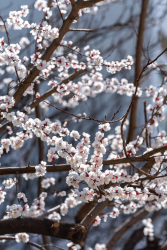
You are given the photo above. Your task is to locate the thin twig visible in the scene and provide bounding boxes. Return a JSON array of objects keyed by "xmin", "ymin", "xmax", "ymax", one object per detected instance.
[
  {"xmin": 43, "ymin": 100, "xmax": 124, "ymax": 124},
  {"xmin": 56, "ymin": 0, "xmax": 64, "ymax": 22},
  {"xmin": 143, "ymin": 100, "xmax": 149, "ymax": 148},
  {"xmin": 38, "ymin": 205, "xmax": 60, "ymax": 219},
  {"xmin": 0, "ymin": 236, "xmax": 45, "ymax": 250},
  {"xmin": 121, "ymin": 47, "xmax": 167, "ymax": 158},
  {"xmin": 69, "ymin": 29, "xmax": 93, "ymax": 32},
  {"xmin": 130, "ymin": 161, "xmax": 152, "ymax": 178},
  {"xmin": 0, "ymin": 15, "xmax": 10, "ymax": 44}
]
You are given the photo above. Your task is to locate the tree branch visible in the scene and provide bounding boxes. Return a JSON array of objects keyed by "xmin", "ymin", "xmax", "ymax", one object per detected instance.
[
  {"xmin": 75, "ymin": 201, "xmax": 96, "ymax": 223},
  {"xmin": 122, "ymin": 210, "xmax": 161, "ymax": 250},
  {"xmin": 34, "ymin": 81, "xmax": 51, "ymax": 250},
  {"xmin": 0, "ymin": 164, "xmax": 71, "ymax": 175},
  {"xmin": 106, "ymin": 208, "xmax": 148, "ymax": 250},
  {"xmin": 81, "ymin": 200, "xmax": 110, "ymax": 231},
  {"xmin": 0, "ymin": 218, "xmax": 86, "ymax": 244},
  {"xmin": 0, "ymin": 0, "xmax": 104, "ymax": 125},
  {"xmin": 143, "ymin": 100, "xmax": 149, "ymax": 148},
  {"xmin": 0, "ymin": 236, "xmax": 45, "ymax": 250},
  {"xmin": 28, "ymin": 69, "xmax": 87, "ymax": 111},
  {"xmin": 2, "ymin": 144, "xmax": 167, "ymax": 176},
  {"xmin": 127, "ymin": 0, "xmax": 149, "ymax": 143},
  {"xmin": 80, "ymin": 200, "xmax": 110, "ymax": 247},
  {"xmin": 38, "ymin": 205, "xmax": 60, "ymax": 219}
]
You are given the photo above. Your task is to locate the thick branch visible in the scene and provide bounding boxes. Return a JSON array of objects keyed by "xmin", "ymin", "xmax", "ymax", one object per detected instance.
[
  {"xmin": 80, "ymin": 200, "xmax": 110, "ymax": 247},
  {"xmin": 122, "ymin": 227, "xmax": 144, "ymax": 250},
  {"xmin": 122, "ymin": 210, "xmax": 161, "ymax": 250},
  {"xmin": 0, "ymin": 218, "xmax": 86, "ymax": 244},
  {"xmin": 106, "ymin": 208, "xmax": 148, "ymax": 250},
  {"xmin": 10, "ymin": 5, "xmax": 80, "ymax": 109},
  {"xmin": 35, "ymin": 82, "xmax": 50, "ymax": 249},
  {"xmin": 75, "ymin": 201, "xmax": 96, "ymax": 223},
  {"xmin": 81, "ymin": 200, "xmax": 110, "ymax": 231},
  {"xmin": 0, "ymin": 164, "xmax": 71, "ymax": 175},
  {"xmin": 127, "ymin": 0, "xmax": 149, "ymax": 143},
  {"xmin": 0, "ymin": 69, "xmax": 87, "ymax": 135},
  {"xmin": 2, "ymin": 143, "xmax": 167, "ymax": 176}
]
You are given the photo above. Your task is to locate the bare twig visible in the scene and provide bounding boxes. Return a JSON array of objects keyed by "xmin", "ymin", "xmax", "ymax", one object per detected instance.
[
  {"xmin": 0, "ymin": 15, "xmax": 10, "ymax": 44},
  {"xmin": 56, "ymin": 0, "xmax": 64, "ymax": 22},
  {"xmin": 43, "ymin": 100, "xmax": 124, "ymax": 124},
  {"xmin": 120, "ymin": 47, "xmax": 167, "ymax": 159},
  {"xmin": 38, "ymin": 205, "xmax": 60, "ymax": 219},
  {"xmin": 0, "ymin": 236, "xmax": 45, "ymax": 250},
  {"xmin": 143, "ymin": 100, "xmax": 149, "ymax": 148},
  {"xmin": 69, "ymin": 29, "xmax": 93, "ymax": 32},
  {"xmin": 130, "ymin": 162, "xmax": 152, "ymax": 178}
]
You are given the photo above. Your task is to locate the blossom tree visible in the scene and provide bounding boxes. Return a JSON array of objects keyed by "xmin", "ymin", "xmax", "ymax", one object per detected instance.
[{"xmin": 1, "ymin": 0, "xmax": 167, "ymax": 249}]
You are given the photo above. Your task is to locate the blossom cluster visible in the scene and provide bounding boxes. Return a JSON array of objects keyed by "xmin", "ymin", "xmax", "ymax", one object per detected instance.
[
  {"xmin": 86, "ymin": 50, "xmax": 133, "ymax": 73},
  {"xmin": 35, "ymin": 161, "xmax": 47, "ymax": 176},
  {"xmin": 1, "ymin": 105, "xmax": 167, "ymax": 216},
  {"xmin": 6, "ymin": 192, "xmax": 46, "ymax": 218},
  {"xmin": 0, "ymin": 188, "xmax": 6, "ymax": 205},
  {"xmin": 7, "ymin": 5, "xmax": 29, "ymax": 30},
  {"xmin": 0, "ymin": 95, "xmax": 15, "ymax": 112},
  {"xmin": 2, "ymin": 177, "xmax": 16, "ymax": 189},
  {"xmin": 48, "ymin": 211, "xmax": 61, "ymax": 222},
  {"xmin": 48, "ymin": 72, "xmax": 141, "ymax": 109},
  {"xmin": 142, "ymin": 218, "xmax": 154, "ymax": 241},
  {"xmin": 30, "ymin": 21, "xmax": 59, "ymax": 42},
  {"xmin": 3, "ymin": 187, "xmax": 81, "ymax": 220}
]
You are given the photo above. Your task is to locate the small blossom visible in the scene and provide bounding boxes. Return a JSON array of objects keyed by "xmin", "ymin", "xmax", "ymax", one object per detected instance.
[
  {"xmin": 93, "ymin": 216, "xmax": 101, "ymax": 226},
  {"xmin": 15, "ymin": 233, "xmax": 29, "ymax": 243}
]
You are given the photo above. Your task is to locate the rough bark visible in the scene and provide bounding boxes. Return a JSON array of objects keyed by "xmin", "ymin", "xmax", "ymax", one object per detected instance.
[{"xmin": 0, "ymin": 218, "xmax": 86, "ymax": 244}]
